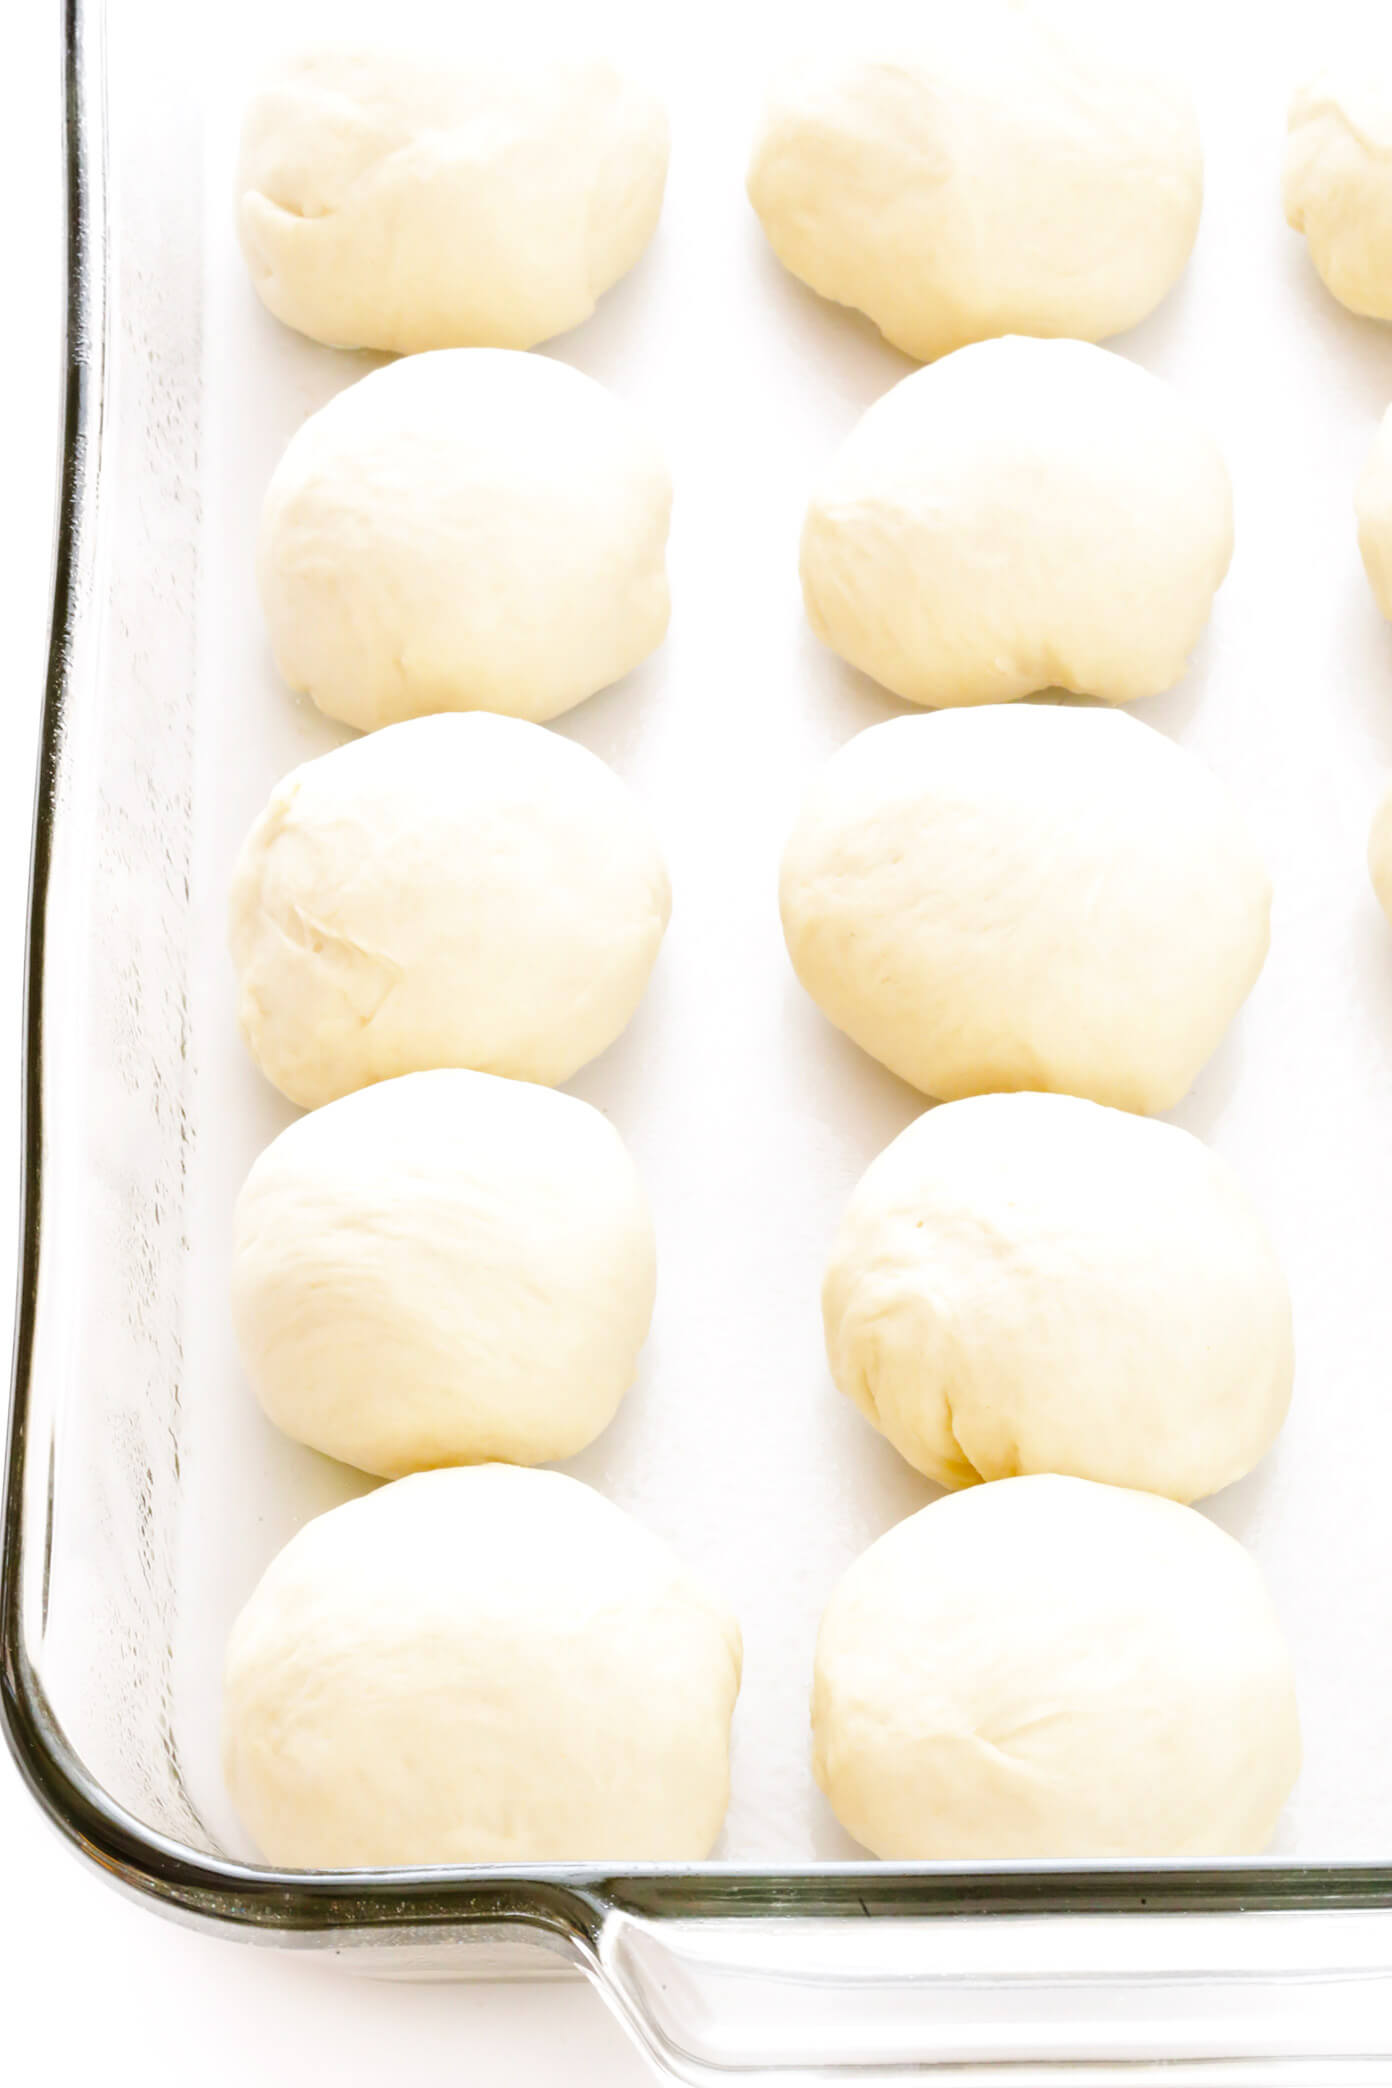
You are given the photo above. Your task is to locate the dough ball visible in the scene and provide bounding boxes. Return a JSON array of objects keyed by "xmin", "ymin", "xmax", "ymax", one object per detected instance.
[
  {"xmin": 747, "ymin": 4, "xmax": 1202, "ymax": 363},
  {"xmin": 1356, "ymin": 404, "xmax": 1392, "ymax": 624},
  {"xmin": 232, "ymin": 1070, "xmax": 656, "ymax": 1477},
  {"xmin": 237, "ymin": 47, "xmax": 668, "ymax": 353},
  {"xmin": 812, "ymin": 1475, "xmax": 1300, "ymax": 1860},
  {"xmin": 229, "ymin": 713, "xmax": 670, "ymax": 1109},
  {"xmin": 824, "ymin": 1093, "xmax": 1292, "ymax": 1500},
  {"xmin": 258, "ymin": 350, "xmax": 671, "ymax": 733},
  {"xmin": 779, "ymin": 705, "xmax": 1270, "ymax": 1114},
  {"xmin": 800, "ymin": 338, "xmax": 1232, "ymax": 709},
  {"xmin": 1285, "ymin": 62, "xmax": 1392, "ymax": 320},
  {"xmin": 1369, "ymin": 778, "xmax": 1392, "ymax": 922},
  {"xmin": 224, "ymin": 1466, "xmax": 742, "ymax": 1866}
]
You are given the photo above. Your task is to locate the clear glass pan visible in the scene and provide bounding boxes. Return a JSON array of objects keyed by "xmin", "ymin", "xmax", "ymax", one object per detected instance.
[{"xmin": 8, "ymin": 0, "xmax": 1392, "ymax": 2077}]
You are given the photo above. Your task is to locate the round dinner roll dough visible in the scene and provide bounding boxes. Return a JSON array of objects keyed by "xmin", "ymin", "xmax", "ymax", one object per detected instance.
[
  {"xmin": 229, "ymin": 713, "xmax": 670, "ymax": 1109},
  {"xmin": 232, "ymin": 1070, "xmax": 656, "ymax": 1477},
  {"xmin": 1285, "ymin": 59, "xmax": 1392, "ymax": 320},
  {"xmin": 1368, "ymin": 778, "xmax": 1392, "ymax": 923},
  {"xmin": 747, "ymin": 3, "xmax": 1202, "ymax": 362},
  {"xmin": 812, "ymin": 1476, "xmax": 1301, "ymax": 1860},
  {"xmin": 779, "ymin": 705, "xmax": 1270, "ymax": 1114},
  {"xmin": 224, "ymin": 1466, "xmax": 742, "ymax": 1867},
  {"xmin": 823, "ymin": 1094, "xmax": 1293, "ymax": 1500},
  {"xmin": 258, "ymin": 351, "xmax": 671, "ymax": 733},
  {"xmin": 800, "ymin": 339, "xmax": 1232, "ymax": 709},
  {"xmin": 237, "ymin": 47, "xmax": 668, "ymax": 352}
]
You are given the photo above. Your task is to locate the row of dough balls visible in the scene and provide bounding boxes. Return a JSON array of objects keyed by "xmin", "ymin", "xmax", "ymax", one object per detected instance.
[
  {"xmin": 1289, "ymin": 49, "xmax": 1392, "ymax": 905},
  {"xmin": 226, "ymin": 1466, "xmax": 1298, "ymax": 1868},
  {"xmin": 224, "ymin": 705, "xmax": 1300, "ymax": 1865},
  {"xmin": 258, "ymin": 336, "xmax": 1392, "ymax": 933},
  {"xmin": 225, "ymin": 11, "xmax": 1329, "ymax": 1871},
  {"xmin": 237, "ymin": 15, "xmax": 1202, "ymax": 362},
  {"xmin": 240, "ymin": 15, "xmax": 1392, "ymax": 367},
  {"xmin": 244, "ymin": 23, "xmax": 1392, "ymax": 891},
  {"xmin": 228, "ymin": 704, "xmax": 1286, "ymax": 1500},
  {"xmin": 230, "ymin": 704, "xmax": 1270, "ymax": 1127},
  {"xmin": 239, "ymin": 16, "xmax": 1392, "ymax": 366},
  {"xmin": 230, "ymin": 708, "xmax": 1279, "ymax": 1483},
  {"xmin": 257, "ymin": 336, "xmax": 1234, "ymax": 735},
  {"xmin": 233, "ymin": 1076, "xmax": 1290, "ymax": 1505}
]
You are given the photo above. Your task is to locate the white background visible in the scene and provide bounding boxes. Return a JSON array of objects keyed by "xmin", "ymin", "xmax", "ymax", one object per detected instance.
[{"xmin": 8, "ymin": 0, "xmax": 1392, "ymax": 2076}]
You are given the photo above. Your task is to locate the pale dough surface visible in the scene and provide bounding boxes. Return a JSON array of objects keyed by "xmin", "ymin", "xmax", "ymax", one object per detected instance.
[
  {"xmin": 779, "ymin": 704, "xmax": 1270, "ymax": 1114},
  {"xmin": 800, "ymin": 337, "xmax": 1232, "ymax": 709},
  {"xmin": 232, "ymin": 1069, "xmax": 656, "ymax": 1477},
  {"xmin": 223, "ymin": 1465, "xmax": 743, "ymax": 1866},
  {"xmin": 1356, "ymin": 403, "xmax": 1392, "ymax": 625},
  {"xmin": 1369, "ymin": 776, "xmax": 1392, "ymax": 924},
  {"xmin": 258, "ymin": 349, "xmax": 671, "ymax": 732},
  {"xmin": 229, "ymin": 712, "xmax": 670, "ymax": 1108},
  {"xmin": 812, "ymin": 1475, "xmax": 1301, "ymax": 1861},
  {"xmin": 237, "ymin": 45, "xmax": 668, "ymax": 352},
  {"xmin": 823, "ymin": 1093, "xmax": 1293, "ymax": 1500},
  {"xmin": 1285, "ymin": 58, "xmax": 1392, "ymax": 320},
  {"xmin": 747, "ymin": 0, "xmax": 1202, "ymax": 362}
]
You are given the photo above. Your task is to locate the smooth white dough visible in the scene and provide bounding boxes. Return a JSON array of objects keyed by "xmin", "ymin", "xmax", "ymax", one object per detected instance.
[
  {"xmin": 779, "ymin": 705, "xmax": 1271, "ymax": 1115},
  {"xmin": 747, "ymin": 2, "xmax": 1202, "ymax": 363},
  {"xmin": 1285, "ymin": 60, "xmax": 1392, "ymax": 320},
  {"xmin": 812, "ymin": 1476, "xmax": 1301, "ymax": 1861},
  {"xmin": 257, "ymin": 351, "xmax": 671, "ymax": 733},
  {"xmin": 228, "ymin": 713, "xmax": 670, "ymax": 1109},
  {"xmin": 823, "ymin": 1094, "xmax": 1293, "ymax": 1500},
  {"xmin": 1356, "ymin": 405, "xmax": 1392, "ymax": 625},
  {"xmin": 224, "ymin": 1466, "xmax": 743, "ymax": 1867},
  {"xmin": 232, "ymin": 1070, "xmax": 656, "ymax": 1478},
  {"xmin": 1369, "ymin": 777, "xmax": 1392, "ymax": 923},
  {"xmin": 800, "ymin": 339, "xmax": 1232, "ymax": 709},
  {"xmin": 237, "ymin": 47, "xmax": 668, "ymax": 353}
]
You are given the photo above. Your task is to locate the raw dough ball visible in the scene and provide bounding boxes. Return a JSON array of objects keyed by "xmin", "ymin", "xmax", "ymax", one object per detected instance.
[
  {"xmin": 1285, "ymin": 63, "xmax": 1392, "ymax": 320},
  {"xmin": 229, "ymin": 713, "xmax": 670, "ymax": 1109},
  {"xmin": 1356, "ymin": 405, "xmax": 1392, "ymax": 624},
  {"xmin": 747, "ymin": 3, "xmax": 1202, "ymax": 362},
  {"xmin": 824, "ymin": 1093, "xmax": 1292, "ymax": 1499},
  {"xmin": 779, "ymin": 705, "xmax": 1270, "ymax": 1114},
  {"xmin": 258, "ymin": 351, "xmax": 671, "ymax": 733},
  {"xmin": 812, "ymin": 1475, "xmax": 1301, "ymax": 1860},
  {"xmin": 1369, "ymin": 778, "xmax": 1392, "ymax": 922},
  {"xmin": 800, "ymin": 339, "xmax": 1232, "ymax": 709},
  {"xmin": 224, "ymin": 1466, "xmax": 742, "ymax": 1866},
  {"xmin": 237, "ymin": 47, "xmax": 668, "ymax": 353},
  {"xmin": 232, "ymin": 1070, "xmax": 656, "ymax": 1477}
]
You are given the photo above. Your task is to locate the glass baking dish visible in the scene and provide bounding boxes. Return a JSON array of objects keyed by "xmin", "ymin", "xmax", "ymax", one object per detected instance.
[{"xmin": 9, "ymin": 0, "xmax": 1392, "ymax": 2075}]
